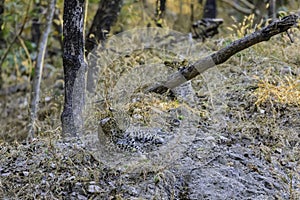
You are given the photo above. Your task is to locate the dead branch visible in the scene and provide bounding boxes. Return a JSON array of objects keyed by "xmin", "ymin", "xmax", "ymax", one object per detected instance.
[{"xmin": 147, "ymin": 14, "xmax": 299, "ymax": 94}]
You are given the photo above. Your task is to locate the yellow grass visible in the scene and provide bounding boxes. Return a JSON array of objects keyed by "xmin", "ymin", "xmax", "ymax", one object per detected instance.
[{"xmin": 255, "ymin": 75, "xmax": 300, "ymax": 106}]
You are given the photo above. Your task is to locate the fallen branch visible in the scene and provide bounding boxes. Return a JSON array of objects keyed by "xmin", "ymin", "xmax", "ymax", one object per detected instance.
[{"xmin": 147, "ymin": 14, "xmax": 299, "ymax": 94}]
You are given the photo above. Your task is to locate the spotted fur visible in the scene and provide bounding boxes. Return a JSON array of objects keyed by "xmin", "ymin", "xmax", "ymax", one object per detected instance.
[{"xmin": 98, "ymin": 117, "xmax": 165, "ymax": 153}]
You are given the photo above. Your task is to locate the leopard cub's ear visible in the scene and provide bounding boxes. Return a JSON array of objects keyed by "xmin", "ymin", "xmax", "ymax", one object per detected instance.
[{"xmin": 98, "ymin": 117, "xmax": 114, "ymax": 135}]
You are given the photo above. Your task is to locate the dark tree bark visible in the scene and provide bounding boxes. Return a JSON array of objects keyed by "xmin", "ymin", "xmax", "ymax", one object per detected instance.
[
  {"xmin": 61, "ymin": 0, "xmax": 87, "ymax": 136},
  {"xmin": 190, "ymin": 1, "xmax": 194, "ymax": 22},
  {"xmin": 268, "ymin": 0, "xmax": 276, "ymax": 20},
  {"xmin": 147, "ymin": 15, "xmax": 298, "ymax": 94},
  {"xmin": 155, "ymin": 0, "xmax": 166, "ymax": 27},
  {"xmin": 203, "ymin": 0, "xmax": 217, "ymax": 18},
  {"xmin": 85, "ymin": 0, "xmax": 123, "ymax": 93},
  {"xmin": 31, "ymin": 2, "xmax": 43, "ymax": 45},
  {"xmin": 85, "ymin": 0, "xmax": 123, "ymax": 55}
]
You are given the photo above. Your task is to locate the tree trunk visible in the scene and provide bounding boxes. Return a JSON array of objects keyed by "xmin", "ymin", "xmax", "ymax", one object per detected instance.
[
  {"xmin": 203, "ymin": 0, "xmax": 217, "ymax": 18},
  {"xmin": 61, "ymin": 0, "xmax": 87, "ymax": 137},
  {"xmin": 0, "ymin": 0, "xmax": 4, "ymax": 88},
  {"xmin": 268, "ymin": 0, "xmax": 276, "ymax": 21},
  {"xmin": 155, "ymin": 0, "xmax": 166, "ymax": 27},
  {"xmin": 85, "ymin": 0, "xmax": 123, "ymax": 93},
  {"xmin": 147, "ymin": 15, "xmax": 298, "ymax": 94},
  {"xmin": 85, "ymin": 0, "xmax": 123, "ymax": 55},
  {"xmin": 31, "ymin": 2, "xmax": 43, "ymax": 45},
  {"xmin": 28, "ymin": 0, "xmax": 57, "ymax": 140}
]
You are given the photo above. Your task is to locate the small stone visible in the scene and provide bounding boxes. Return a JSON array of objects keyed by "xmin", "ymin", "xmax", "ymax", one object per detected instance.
[
  {"xmin": 154, "ymin": 137, "xmax": 165, "ymax": 144},
  {"xmin": 23, "ymin": 171, "xmax": 29, "ymax": 176},
  {"xmin": 50, "ymin": 163, "xmax": 56, "ymax": 168},
  {"xmin": 218, "ymin": 136, "xmax": 229, "ymax": 143},
  {"xmin": 259, "ymin": 109, "xmax": 265, "ymax": 114},
  {"xmin": 77, "ymin": 194, "xmax": 88, "ymax": 200},
  {"xmin": 205, "ymin": 136, "xmax": 216, "ymax": 142},
  {"xmin": 1, "ymin": 172, "xmax": 11, "ymax": 177},
  {"xmin": 280, "ymin": 66, "xmax": 292, "ymax": 75},
  {"xmin": 45, "ymin": 96, "xmax": 52, "ymax": 102},
  {"xmin": 274, "ymin": 148, "xmax": 282, "ymax": 154},
  {"xmin": 67, "ymin": 176, "xmax": 76, "ymax": 181},
  {"xmin": 133, "ymin": 114, "xmax": 143, "ymax": 119},
  {"xmin": 170, "ymin": 118, "xmax": 181, "ymax": 127},
  {"xmin": 49, "ymin": 173, "xmax": 54, "ymax": 178},
  {"xmin": 88, "ymin": 184, "xmax": 101, "ymax": 193}
]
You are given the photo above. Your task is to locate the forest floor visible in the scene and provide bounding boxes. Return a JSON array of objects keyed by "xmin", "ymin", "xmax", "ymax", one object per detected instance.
[{"xmin": 0, "ymin": 27, "xmax": 300, "ymax": 199}]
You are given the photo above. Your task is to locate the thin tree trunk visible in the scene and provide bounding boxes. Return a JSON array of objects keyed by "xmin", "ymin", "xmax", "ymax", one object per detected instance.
[
  {"xmin": 0, "ymin": 0, "xmax": 4, "ymax": 89},
  {"xmin": 28, "ymin": 0, "xmax": 57, "ymax": 140},
  {"xmin": 61, "ymin": 0, "xmax": 87, "ymax": 136},
  {"xmin": 0, "ymin": 0, "xmax": 4, "ymax": 46},
  {"xmin": 147, "ymin": 15, "xmax": 298, "ymax": 94}
]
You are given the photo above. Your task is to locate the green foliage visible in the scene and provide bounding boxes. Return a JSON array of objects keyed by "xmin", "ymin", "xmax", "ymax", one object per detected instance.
[{"xmin": 2, "ymin": 0, "xmax": 28, "ymax": 40}]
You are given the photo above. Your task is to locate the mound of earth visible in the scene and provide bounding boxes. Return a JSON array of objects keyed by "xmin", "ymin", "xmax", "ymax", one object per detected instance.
[{"xmin": 1, "ymin": 55, "xmax": 299, "ymax": 199}]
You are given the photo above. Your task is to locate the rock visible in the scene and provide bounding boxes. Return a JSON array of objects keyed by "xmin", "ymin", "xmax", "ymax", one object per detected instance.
[{"xmin": 88, "ymin": 185, "xmax": 101, "ymax": 193}]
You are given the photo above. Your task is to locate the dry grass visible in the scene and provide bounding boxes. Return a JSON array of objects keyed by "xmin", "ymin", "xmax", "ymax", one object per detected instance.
[{"xmin": 255, "ymin": 75, "xmax": 300, "ymax": 107}]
